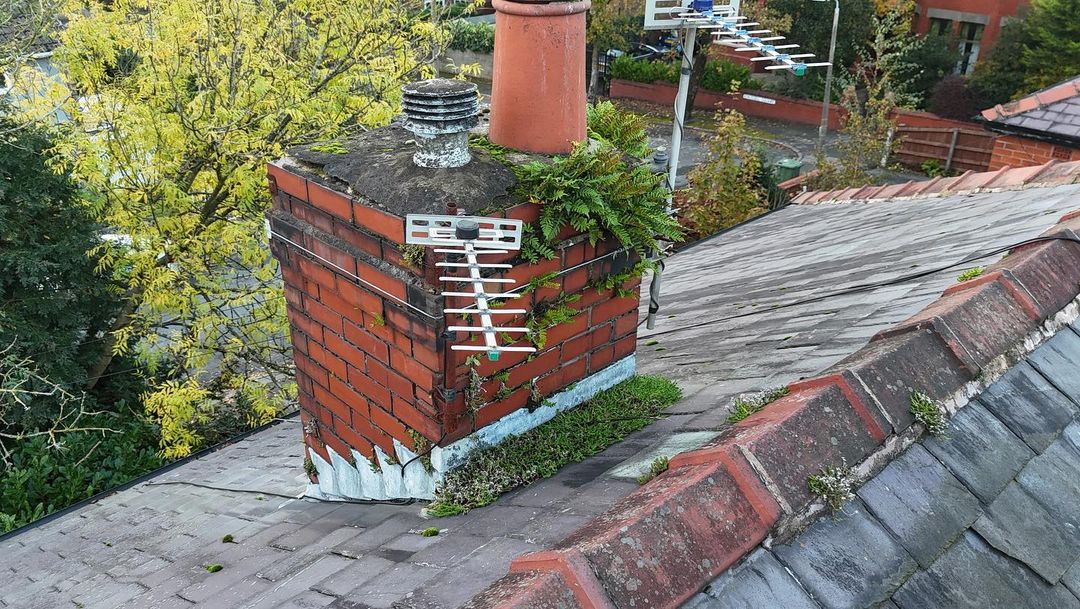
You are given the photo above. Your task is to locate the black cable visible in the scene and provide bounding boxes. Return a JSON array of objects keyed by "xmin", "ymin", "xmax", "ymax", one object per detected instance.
[
  {"xmin": 641, "ymin": 234, "xmax": 1080, "ymax": 340},
  {"xmin": 142, "ymin": 480, "xmax": 416, "ymax": 506}
]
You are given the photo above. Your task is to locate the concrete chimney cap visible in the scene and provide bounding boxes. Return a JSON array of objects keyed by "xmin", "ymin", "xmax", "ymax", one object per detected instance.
[{"xmin": 401, "ymin": 78, "xmax": 477, "ymax": 98}]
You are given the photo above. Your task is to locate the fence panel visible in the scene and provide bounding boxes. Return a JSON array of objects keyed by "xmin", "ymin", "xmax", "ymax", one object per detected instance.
[{"xmin": 893, "ymin": 126, "xmax": 995, "ymax": 173}]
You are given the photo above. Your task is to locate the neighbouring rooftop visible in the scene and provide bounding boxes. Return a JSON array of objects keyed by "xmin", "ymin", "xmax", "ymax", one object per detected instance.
[
  {"xmin": 4, "ymin": 169, "xmax": 1080, "ymax": 608},
  {"xmin": 981, "ymin": 76, "xmax": 1080, "ymax": 144}
]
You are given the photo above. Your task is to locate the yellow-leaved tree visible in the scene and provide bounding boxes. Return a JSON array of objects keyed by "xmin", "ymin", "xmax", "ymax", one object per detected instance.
[{"xmin": 23, "ymin": 0, "xmax": 446, "ymax": 458}]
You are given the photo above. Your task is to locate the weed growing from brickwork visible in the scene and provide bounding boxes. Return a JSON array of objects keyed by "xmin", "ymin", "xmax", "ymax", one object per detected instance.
[
  {"xmin": 425, "ymin": 376, "xmax": 682, "ymax": 516},
  {"xmin": 727, "ymin": 386, "xmax": 790, "ymax": 424},
  {"xmin": 956, "ymin": 266, "xmax": 985, "ymax": 282},
  {"xmin": 807, "ymin": 461, "xmax": 855, "ymax": 515},
  {"xmin": 636, "ymin": 456, "xmax": 670, "ymax": 485},
  {"xmin": 303, "ymin": 456, "xmax": 317, "ymax": 477},
  {"xmin": 407, "ymin": 429, "xmax": 435, "ymax": 474},
  {"xmin": 401, "ymin": 244, "xmax": 426, "ymax": 269},
  {"xmin": 910, "ymin": 391, "xmax": 949, "ymax": 437}
]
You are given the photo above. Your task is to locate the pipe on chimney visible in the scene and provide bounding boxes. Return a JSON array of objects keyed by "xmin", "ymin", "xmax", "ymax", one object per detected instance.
[{"xmin": 488, "ymin": 0, "xmax": 591, "ymax": 155}]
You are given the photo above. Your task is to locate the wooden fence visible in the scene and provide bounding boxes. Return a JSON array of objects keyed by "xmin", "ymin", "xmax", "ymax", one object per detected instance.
[{"xmin": 893, "ymin": 126, "xmax": 995, "ymax": 173}]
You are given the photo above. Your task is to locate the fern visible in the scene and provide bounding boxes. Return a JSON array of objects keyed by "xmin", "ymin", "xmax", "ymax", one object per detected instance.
[{"xmin": 586, "ymin": 101, "xmax": 650, "ymax": 158}]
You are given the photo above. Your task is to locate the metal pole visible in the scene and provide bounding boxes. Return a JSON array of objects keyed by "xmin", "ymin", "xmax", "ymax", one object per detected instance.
[
  {"xmin": 816, "ymin": 0, "xmax": 839, "ymax": 152},
  {"xmin": 667, "ymin": 25, "xmax": 698, "ymax": 205}
]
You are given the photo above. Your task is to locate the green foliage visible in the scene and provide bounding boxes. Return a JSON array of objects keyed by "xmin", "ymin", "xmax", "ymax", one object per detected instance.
[
  {"xmin": 206, "ymin": 564, "xmax": 224, "ymax": 573},
  {"xmin": 420, "ymin": 527, "xmax": 440, "ymax": 537},
  {"xmin": 921, "ymin": 159, "xmax": 946, "ymax": 178},
  {"xmin": 893, "ymin": 34, "xmax": 961, "ymax": 109},
  {"xmin": 310, "ymin": 141, "xmax": 349, "ymax": 154},
  {"xmin": 927, "ymin": 75, "xmax": 978, "ymax": 122},
  {"xmin": 407, "ymin": 429, "xmax": 434, "ymax": 474},
  {"xmin": 807, "ymin": 461, "xmax": 854, "ymax": 514},
  {"xmin": 609, "ymin": 55, "xmax": 678, "ymax": 85},
  {"xmin": 222, "ymin": 534, "xmax": 235, "ymax": 543},
  {"xmin": 446, "ymin": 18, "xmax": 494, "ymax": 54},
  {"xmin": 427, "ymin": 375, "xmax": 681, "ymax": 514},
  {"xmin": 910, "ymin": 391, "xmax": 948, "ymax": 437},
  {"xmin": 682, "ymin": 109, "xmax": 768, "ymax": 239},
  {"xmin": 700, "ymin": 60, "xmax": 751, "ymax": 93},
  {"xmin": 726, "ymin": 386, "xmax": 790, "ymax": 424},
  {"xmin": 968, "ymin": 17, "xmax": 1031, "ymax": 106},
  {"xmin": 515, "ymin": 143, "xmax": 682, "ymax": 263},
  {"xmin": 401, "ymin": 244, "xmax": 426, "ymax": 269},
  {"xmin": 806, "ymin": 90, "xmax": 898, "ymax": 191},
  {"xmin": 593, "ymin": 260, "xmax": 653, "ymax": 298},
  {"xmin": 636, "ymin": 456, "xmax": 669, "ymax": 485},
  {"xmin": 955, "ymin": 266, "xmax": 984, "ymax": 282},
  {"xmin": 586, "ymin": 101, "xmax": 650, "ymax": 158},
  {"xmin": 525, "ymin": 293, "xmax": 581, "ymax": 350},
  {"xmin": 303, "ymin": 456, "xmax": 317, "ymax": 477}
]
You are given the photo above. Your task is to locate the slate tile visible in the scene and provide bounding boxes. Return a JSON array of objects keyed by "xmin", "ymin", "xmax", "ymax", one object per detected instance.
[
  {"xmin": 1028, "ymin": 327, "xmax": 1080, "ymax": 403},
  {"xmin": 269, "ymin": 590, "xmax": 337, "ymax": 608},
  {"xmin": 328, "ymin": 514, "xmax": 424, "ymax": 559},
  {"xmin": 406, "ymin": 534, "xmax": 490, "ymax": 568},
  {"xmin": 1064, "ymin": 559, "xmax": 1080, "ymax": 598},
  {"xmin": 977, "ymin": 361, "xmax": 1078, "ymax": 453},
  {"xmin": 972, "ymin": 482, "xmax": 1080, "ymax": 583},
  {"xmin": 858, "ymin": 443, "xmax": 981, "ymax": 568},
  {"xmin": 310, "ymin": 554, "xmax": 395, "ymax": 597},
  {"xmin": 1016, "ymin": 423, "xmax": 1080, "ymax": 532},
  {"xmin": 773, "ymin": 502, "xmax": 917, "ymax": 609},
  {"xmin": 894, "ymin": 531, "xmax": 1080, "ymax": 609},
  {"xmin": 699, "ymin": 549, "xmax": 819, "ymax": 609},
  {"xmin": 335, "ymin": 562, "xmax": 443, "ymax": 608},
  {"xmin": 922, "ymin": 402, "xmax": 1035, "ymax": 503}
]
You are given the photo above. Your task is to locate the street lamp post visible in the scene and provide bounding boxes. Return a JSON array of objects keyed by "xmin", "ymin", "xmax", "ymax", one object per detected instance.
[{"xmin": 816, "ymin": 0, "xmax": 839, "ymax": 152}]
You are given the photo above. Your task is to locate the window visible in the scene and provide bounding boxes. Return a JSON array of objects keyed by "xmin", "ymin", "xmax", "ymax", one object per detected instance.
[
  {"xmin": 928, "ymin": 17, "xmax": 953, "ymax": 36},
  {"xmin": 957, "ymin": 21, "xmax": 985, "ymax": 74}
]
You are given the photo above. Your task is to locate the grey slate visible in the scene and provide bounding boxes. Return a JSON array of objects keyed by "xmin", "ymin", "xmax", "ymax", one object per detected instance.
[
  {"xmin": 976, "ymin": 361, "xmax": 1078, "ymax": 453},
  {"xmin": 1015, "ymin": 423, "xmax": 1080, "ymax": 543},
  {"xmin": 699, "ymin": 549, "xmax": 819, "ymax": 609},
  {"xmin": 972, "ymin": 482, "xmax": 1080, "ymax": 583},
  {"xmin": 1064, "ymin": 559, "xmax": 1080, "ymax": 598},
  {"xmin": 773, "ymin": 502, "xmax": 917, "ymax": 609},
  {"xmin": 857, "ymin": 443, "xmax": 981, "ymax": 568},
  {"xmin": 922, "ymin": 401, "xmax": 1035, "ymax": 503},
  {"xmin": 1027, "ymin": 327, "xmax": 1080, "ymax": 405},
  {"xmin": 893, "ymin": 531, "xmax": 1080, "ymax": 609}
]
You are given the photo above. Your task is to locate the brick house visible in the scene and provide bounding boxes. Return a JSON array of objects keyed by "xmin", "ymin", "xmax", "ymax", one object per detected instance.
[
  {"xmin": 912, "ymin": 0, "xmax": 1028, "ymax": 74},
  {"xmin": 982, "ymin": 76, "xmax": 1080, "ymax": 170}
]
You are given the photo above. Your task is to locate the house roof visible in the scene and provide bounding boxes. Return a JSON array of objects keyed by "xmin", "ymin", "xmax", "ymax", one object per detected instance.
[
  {"xmin": 688, "ymin": 325, "xmax": 1080, "ymax": 608},
  {"xmin": 792, "ymin": 159, "xmax": 1080, "ymax": 205},
  {"xmin": 980, "ymin": 76, "xmax": 1080, "ymax": 144},
  {"xmin": 4, "ymin": 180, "xmax": 1080, "ymax": 608}
]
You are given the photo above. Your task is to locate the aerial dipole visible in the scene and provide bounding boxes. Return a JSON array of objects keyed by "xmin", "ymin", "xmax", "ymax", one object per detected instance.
[{"xmin": 642, "ymin": 0, "xmax": 830, "ymax": 329}]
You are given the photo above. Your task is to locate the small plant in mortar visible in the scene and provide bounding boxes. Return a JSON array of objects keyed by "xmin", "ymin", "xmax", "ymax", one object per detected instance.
[
  {"xmin": 636, "ymin": 456, "xmax": 670, "ymax": 485},
  {"xmin": 205, "ymin": 564, "xmax": 224, "ymax": 573},
  {"xmin": 303, "ymin": 456, "xmax": 317, "ymax": 477},
  {"xmin": 401, "ymin": 244, "xmax": 426, "ymax": 269},
  {"xmin": 956, "ymin": 266, "xmax": 984, "ymax": 282},
  {"xmin": 807, "ymin": 461, "xmax": 855, "ymax": 514},
  {"xmin": 593, "ymin": 260, "xmax": 654, "ymax": 298},
  {"xmin": 910, "ymin": 391, "xmax": 948, "ymax": 437},
  {"xmin": 369, "ymin": 313, "xmax": 386, "ymax": 328},
  {"xmin": 727, "ymin": 386, "xmax": 790, "ymax": 423},
  {"xmin": 464, "ymin": 355, "xmax": 486, "ymax": 415},
  {"xmin": 368, "ymin": 455, "xmax": 381, "ymax": 473},
  {"xmin": 526, "ymin": 293, "xmax": 581, "ymax": 350},
  {"xmin": 407, "ymin": 429, "xmax": 435, "ymax": 474}
]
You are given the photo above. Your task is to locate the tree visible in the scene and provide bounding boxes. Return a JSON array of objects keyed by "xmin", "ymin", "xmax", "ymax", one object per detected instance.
[
  {"xmin": 892, "ymin": 33, "xmax": 959, "ymax": 109},
  {"xmin": 0, "ymin": 0, "xmax": 63, "ymax": 87},
  {"xmin": 1019, "ymin": 0, "xmax": 1080, "ymax": 91},
  {"xmin": 968, "ymin": 17, "xmax": 1030, "ymax": 106},
  {"xmin": 587, "ymin": 0, "xmax": 640, "ymax": 96},
  {"xmin": 23, "ymin": 0, "xmax": 445, "ymax": 458}
]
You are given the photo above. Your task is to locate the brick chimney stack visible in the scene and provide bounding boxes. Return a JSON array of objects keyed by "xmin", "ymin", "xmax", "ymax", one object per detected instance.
[
  {"xmin": 268, "ymin": 72, "xmax": 640, "ymax": 499},
  {"xmin": 488, "ymin": 0, "xmax": 591, "ymax": 154}
]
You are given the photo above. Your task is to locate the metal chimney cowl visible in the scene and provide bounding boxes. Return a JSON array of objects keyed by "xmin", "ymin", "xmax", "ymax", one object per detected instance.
[{"xmin": 401, "ymin": 79, "xmax": 480, "ymax": 169}]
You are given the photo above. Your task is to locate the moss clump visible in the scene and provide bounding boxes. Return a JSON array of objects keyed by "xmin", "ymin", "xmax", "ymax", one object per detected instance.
[
  {"xmin": 303, "ymin": 457, "xmax": 317, "ymax": 477},
  {"xmin": 956, "ymin": 266, "xmax": 985, "ymax": 282},
  {"xmin": 205, "ymin": 564, "xmax": 224, "ymax": 573},
  {"xmin": 420, "ymin": 527, "xmax": 440, "ymax": 537},
  {"xmin": 636, "ymin": 456, "xmax": 670, "ymax": 485},
  {"xmin": 426, "ymin": 375, "xmax": 681, "ymax": 516},
  {"xmin": 727, "ymin": 386, "xmax": 790, "ymax": 424},
  {"xmin": 221, "ymin": 534, "xmax": 235, "ymax": 544}
]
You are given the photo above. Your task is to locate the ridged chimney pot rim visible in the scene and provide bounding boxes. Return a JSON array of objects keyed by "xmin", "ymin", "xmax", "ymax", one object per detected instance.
[{"xmin": 492, "ymin": 0, "xmax": 590, "ymax": 17}]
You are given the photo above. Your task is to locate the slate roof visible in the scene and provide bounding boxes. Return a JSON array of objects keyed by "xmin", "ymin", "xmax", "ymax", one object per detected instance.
[
  {"xmin": 687, "ymin": 324, "xmax": 1080, "ymax": 609},
  {"xmin": 981, "ymin": 76, "xmax": 1080, "ymax": 144},
  {"xmin": 4, "ymin": 181, "xmax": 1080, "ymax": 608}
]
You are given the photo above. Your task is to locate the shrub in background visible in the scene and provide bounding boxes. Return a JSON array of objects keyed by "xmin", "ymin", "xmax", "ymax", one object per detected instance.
[
  {"xmin": 609, "ymin": 55, "xmax": 678, "ymax": 84},
  {"xmin": 447, "ymin": 19, "xmax": 495, "ymax": 54},
  {"xmin": 928, "ymin": 75, "xmax": 978, "ymax": 121}
]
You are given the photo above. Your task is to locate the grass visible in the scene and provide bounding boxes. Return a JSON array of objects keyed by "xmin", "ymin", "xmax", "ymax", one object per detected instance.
[
  {"xmin": 956, "ymin": 266, "xmax": 985, "ymax": 282},
  {"xmin": 424, "ymin": 376, "xmax": 682, "ymax": 516},
  {"xmin": 636, "ymin": 456, "xmax": 670, "ymax": 485},
  {"xmin": 727, "ymin": 386, "xmax": 790, "ymax": 424}
]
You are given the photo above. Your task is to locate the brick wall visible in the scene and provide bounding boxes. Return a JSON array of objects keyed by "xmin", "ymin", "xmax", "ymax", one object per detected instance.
[
  {"xmin": 988, "ymin": 135, "xmax": 1080, "ymax": 171},
  {"xmin": 266, "ymin": 161, "xmax": 640, "ymax": 487}
]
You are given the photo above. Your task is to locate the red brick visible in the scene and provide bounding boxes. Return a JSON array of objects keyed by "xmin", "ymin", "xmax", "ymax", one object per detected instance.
[
  {"xmin": 391, "ymin": 348, "xmax": 436, "ymax": 391},
  {"xmin": 386, "ymin": 368, "xmax": 415, "ymax": 401},
  {"xmin": 335, "ymin": 277, "xmax": 383, "ymax": 319},
  {"xmin": 308, "ymin": 341, "xmax": 347, "ymax": 381},
  {"xmin": 318, "ymin": 288, "xmax": 365, "ymax": 325},
  {"xmin": 310, "ymin": 238, "xmax": 357, "ymax": 277},
  {"xmin": 322, "ymin": 331, "xmax": 366, "ymax": 371},
  {"xmin": 590, "ymin": 296, "xmax": 638, "ymax": 326},
  {"xmin": 353, "ymin": 203, "xmax": 405, "ymax": 242},
  {"xmin": 412, "ymin": 341, "xmax": 440, "ymax": 370},
  {"xmin": 321, "ymin": 429, "xmax": 352, "ymax": 463},
  {"xmin": 384, "ymin": 307, "xmax": 439, "ymax": 347},
  {"xmin": 291, "ymin": 199, "xmax": 336, "ymax": 234},
  {"xmin": 308, "ymin": 181, "xmax": 353, "ymax": 222},
  {"xmin": 267, "ymin": 163, "xmax": 307, "ymax": 200},
  {"xmin": 304, "ymin": 434, "xmax": 330, "ymax": 466},
  {"xmin": 392, "ymin": 394, "xmax": 442, "ymax": 440},
  {"xmin": 329, "ymin": 375, "xmax": 369, "ymax": 418},
  {"xmin": 563, "ymin": 333, "xmax": 593, "ymax": 361},
  {"xmin": 613, "ymin": 310, "xmax": 639, "ymax": 338},
  {"xmin": 990, "ymin": 234, "xmax": 1080, "ymax": 317},
  {"xmin": 296, "ymin": 256, "xmax": 337, "ymax": 291},
  {"xmin": 333, "ymin": 420, "xmax": 375, "ymax": 460},
  {"xmin": 563, "ymin": 267, "xmax": 590, "ymax": 293},
  {"xmin": 286, "ymin": 307, "xmax": 323, "ymax": 344},
  {"xmin": 371, "ymin": 405, "xmax": 408, "ymax": 444},
  {"xmin": 366, "ymin": 356, "xmax": 390, "ymax": 386},
  {"xmin": 476, "ymin": 387, "xmax": 530, "ymax": 428},
  {"xmin": 475, "ymin": 347, "xmax": 529, "ymax": 378},
  {"xmin": 543, "ymin": 313, "xmax": 589, "ymax": 347},
  {"xmin": 343, "ymin": 321, "xmax": 390, "ymax": 364},
  {"xmin": 563, "ymin": 241, "xmax": 588, "ymax": 268},
  {"xmin": 304, "ymin": 296, "xmax": 344, "ymax": 335},
  {"xmin": 332, "ymin": 220, "xmax": 383, "ymax": 258},
  {"xmin": 508, "ymin": 349, "xmax": 562, "ymax": 388},
  {"xmin": 347, "ymin": 365, "xmax": 392, "ymax": 412},
  {"xmin": 313, "ymin": 383, "xmax": 351, "ymax": 423},
  {"xmin": 357, "ymin": 260, "xmax": 408, "ymax": 301},
  {"xmin": 504, "ymin": 202, "xmax": 541, "ymax": 224},
  {"xmin": 294, "ymin": 353, "xmax": 329, "ymax": 389},
  {"xmin": 613, "ymin": 335, "xmax": 636, "ymax": 361},
  {"xmin": 460, "ymin": 571, "xmax": 583, "ymax": 609},
  {"xmin": 559, "ymin": 357, "xmax": 588, "ymax": 389},
  {"xmin": 589, "ymin": 345, "xmax": 616, "ymax": 373}
]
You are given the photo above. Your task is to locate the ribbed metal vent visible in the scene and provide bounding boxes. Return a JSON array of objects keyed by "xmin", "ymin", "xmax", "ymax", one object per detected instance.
[{"xmin": 401, "ymin": 79, "xmax": 480, "ymax": 168}]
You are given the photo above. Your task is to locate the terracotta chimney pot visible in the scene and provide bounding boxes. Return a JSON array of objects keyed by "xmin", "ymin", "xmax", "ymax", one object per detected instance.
[{"xmin": 488, "ymin": 0, "xmax": 591, "ymax": 154}]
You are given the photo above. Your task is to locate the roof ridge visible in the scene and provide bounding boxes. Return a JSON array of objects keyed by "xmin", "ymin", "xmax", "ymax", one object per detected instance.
[{"xmin": 795, "ymin": 160, "xmax": 1080, "ymax": 206}]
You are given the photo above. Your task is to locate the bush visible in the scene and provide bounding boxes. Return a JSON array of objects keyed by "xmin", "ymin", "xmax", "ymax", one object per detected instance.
[
  {"xmin": 928, "ymin": 75, "xmax": 978, "ymax": 121},
  {"xmin": 447, "ymin": 19, "xmax": 495, "ymax": 54},
  {"xmin": 699, "ymin": 60, "xmax": 751, "ymax": 92},
  {"xmin": 609, "ymin": 55, "xmax": 678, "ymax": 85}
]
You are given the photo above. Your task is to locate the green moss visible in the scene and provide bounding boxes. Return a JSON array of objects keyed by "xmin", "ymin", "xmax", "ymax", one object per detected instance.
[
  {"xmin": 407, "ymin": 429, "xmax": 435, "ymax": 474},
  {"xmin": 401, "ymin": 244, "xmax": 426, "ymax": 269},
  {"xmin": 221, "ymin": 534, "xmax": 235, "ymax": 544},
  {"xmin": 311, "ymin": 141, "xmax": 349, "ymax": 154},
  {"xmin": 420, "ymin": 527, "xmax": 440, "ymax": 537},
  {"xmin": 370, "ymin": 313, "xmax": 386, "ymax": 328},
  {"xmin": 303, "ymin": 457, "xmax": 317, "ymax": 477},
  {"xmin": 206, "ymin": 564, "xmax": 224, "ymax": 573},
  {"xmin": 636, "ymin": 456, "xmax": 670, "ymax": 485},
  {"xmin": 956, "ymin": 266, "xmax": 985, "ymax": 282},
  {"xmin": 426, "ymin": 375, "xmax": 682, "ymax": 515}
]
